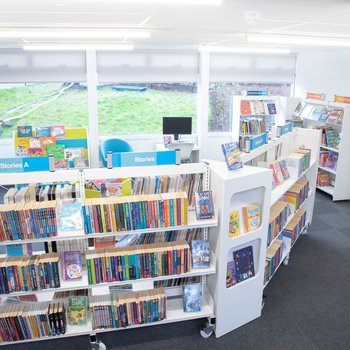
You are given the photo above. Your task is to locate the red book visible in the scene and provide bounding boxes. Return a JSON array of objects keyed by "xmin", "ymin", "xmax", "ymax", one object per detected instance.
[{"xmin": 241, "ymin": 100, "xmax": 252, "ymax": 115}]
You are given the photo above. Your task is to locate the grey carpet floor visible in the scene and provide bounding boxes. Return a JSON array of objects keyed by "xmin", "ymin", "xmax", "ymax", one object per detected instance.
[{"xmin": 7, "ymin": 191, "xmax": 350, "ymax": 350}]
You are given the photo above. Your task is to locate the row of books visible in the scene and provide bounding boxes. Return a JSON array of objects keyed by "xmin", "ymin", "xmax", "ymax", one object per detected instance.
[
  {"xmin": 286, "ymin": 147, "xmax": 312, "ymax": 177},
  {"xmin": 85, "ymin": 242, "xmax": 192, "ymax": 285},
  {"xmin": 0, "ymin": 201, "xmax": 57, "ymax": 241},
  {"xmin": 90, "ymin": 288, "xmax": 167, "ymax": 329},
  {"xmin": 264, "ymin": 239, "xmax": 284, "ymax": 285},
  {"xmin": 82, "ymin": 192, "xmax": 189, "ymax": 234},
  {"xmin": 240, "ymin": 100, "xmax": 277, "ymax": 116},
  {"xmin": 226, "ymin": 246, "xmax": 255, "ymax": 288},
  {"xmin": 132, "ymin": 173, "xmax": 202, "ymax": 208},
  {"xmin": 240, "ymin": 118, "xmax": 266, "ymax": 135},
  {"xmin": 0, "ymin": 302, "xmax": 66, "ymax": 343},
  {"xmin": 282, "ymin": 208, "xmax": 307, "ymax": 245},
  {"xmin": 320, "ymin": 151, "xmax": 338, "ymax": 171},
  {"xmin": 281, "ymin": 178, "xmax": 310, "ymax": 213},
  {"xmin": 0, "ymin": 253, "xmax": 60, "ymax": 294},
  {"xmin": 295, "ymin": 103, "xmax": 344, "ymax": 125},
  {"xmin": 17, "ymin": 125, "xmax": 66, "ymax": 139},
  {"xmin": 269, "ymin": 159, "xmax": 290, "ymax": 186},
  {"xmin": 229, "ymin": 204, "xmax": 262, "ymax": 238},
  {"xmin": 268, "ymin": 201, "xmax": 289, "ymax": 247},
  {"xmin": 3, "ymin": 184, "xmax": 81, "ymax": 205}
]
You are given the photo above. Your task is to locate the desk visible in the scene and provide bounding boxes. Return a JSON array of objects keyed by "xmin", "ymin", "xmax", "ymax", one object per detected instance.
[{"xmin": 156, "ymin": 143, "xmax": 200, "ymax": 163}]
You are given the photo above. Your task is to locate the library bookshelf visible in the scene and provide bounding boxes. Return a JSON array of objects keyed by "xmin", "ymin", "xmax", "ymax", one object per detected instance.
[
  {"xmin": 0, "ymin": 163, "xmax": 218, "ymax": 346},
  {"xmin": 297, "ymin": 99, "xmax": 350, "ymax": 201}
]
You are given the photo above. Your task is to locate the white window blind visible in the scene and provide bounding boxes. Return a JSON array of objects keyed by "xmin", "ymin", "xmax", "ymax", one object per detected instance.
[
  {"xmin": 0, "ymin": 49, "xmax": 86, "ymax": 83},
  {"xmin": 209, "ymin": 53, "xmax": 296, "ymax": 83},
  {"xmin": 97, "ymin": 50, "xmax": 198, "ymax": 83}
]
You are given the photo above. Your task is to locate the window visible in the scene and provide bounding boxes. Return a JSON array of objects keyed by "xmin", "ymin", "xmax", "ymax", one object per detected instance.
[
  {"xmin": 209, "ymin": 82, "xmax": 292, "ymax": 132},
  {"xmin": 0, "ymin": 83, "xmax": 88, "ymax": 139}
]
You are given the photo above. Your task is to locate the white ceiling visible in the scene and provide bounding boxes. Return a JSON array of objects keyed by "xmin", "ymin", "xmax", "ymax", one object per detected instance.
[{"xmin": 0, "ymin": 0, "xmax": 350, "ymax": 52}]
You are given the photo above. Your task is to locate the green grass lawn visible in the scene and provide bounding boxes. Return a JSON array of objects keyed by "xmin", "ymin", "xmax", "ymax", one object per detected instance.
[{"xmin": 0, "ymin": 83, "xmax": 197, "ymax": 138}]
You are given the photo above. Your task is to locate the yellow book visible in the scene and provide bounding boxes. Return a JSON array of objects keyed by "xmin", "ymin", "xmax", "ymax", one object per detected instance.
[
  {"xmin": 100, "ymin": 202, "xmax": 107, "ymax": 232},
  {"xmin": 229, "ymin": 210, "xmax": 240, "ymax": 238},
  {"xmin": 243, "ymin": 204, "xmax": 261, "ymax": 233}
]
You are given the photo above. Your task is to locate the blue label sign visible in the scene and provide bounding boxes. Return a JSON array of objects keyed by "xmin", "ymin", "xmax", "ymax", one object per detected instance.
[
  {"xmin": 250, "ymin": 133, "xmax": 267, "ymax": 150},
  {"xmin": 0, "ymin": 157, "xmax": 50, "ymax": 173},
  {"xmin": 278, "ymin": 122, "xmax": 293, "ymax": 137},
  {"xmin": 112, "ymin": 151, "xmax": 176, "ymax": 167},
  {"xmin": 246, "ymin": 90, "xmax": 270, "ymax": 96}
]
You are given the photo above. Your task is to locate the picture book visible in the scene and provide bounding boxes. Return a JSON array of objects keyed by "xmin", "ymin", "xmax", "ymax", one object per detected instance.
[
  {"xmin": 73, "ymin": 158, "xmax": 89, "ymax": 169},
  {"xmin": 191, "ymin": 240, "xmax": 210, "ymax": 268},
  {"xmin": 27, "ymin": 147, "xmax": 43, "ymax": 157},
  {"xmin": 68, "ymin": 296, "xmax": 87, "ymax": 325},
  {"xmin": 58, "ymin": 198, "xmax": 83, "ymax": 232},
  {"xmin": 17, "ymin": 125, "xmax": 33, "ymax": 137},
  {"xmin": 309, "ymin": 105, "xmax": 323, "ymax": 121},
  {"xmin": 232, "ymin": 246, "xmax": 255, "ymax": 283},
  {"xmin": 253, "ymin": 100, "xmax": 266, "ymax": 114},
  {"xmin": 40, "ymin": 136, "xmax": 56, "ymax": 151},
  {"xmin": 325, "ymin": 151, "xmax": 338, "ymax": 170},
  {"xmin": 194, "ymin": 190, "xmax": 214, "ymax": 220},
  {"xmin": 221, "ymin": 141, "xmax": 243, "ymax": 171},
  {"xmin": 325, "ymin": 130, "xmax": 339, "ymax": 148},
  {"xmin": 61, "ymin": 251, "xmax": 83, "ymax": 281},
  {"xmin": 64, "ymin": 147, "xmax": 85, "ymax": 160},
  {"xmin": 279, "ymin": 159, "xmax": 290, "ymax": 180},
  {"xmin": 35, "ymin": 126, "xmax": 51, "ymax": 138},
  {"xmin": 55, "ymin": 159, "xmax": 70, "ymax": 169},
  {"xmin": 327, "ymin": 108, "xmax": 343, "ymax": 125},
  {"xmin": 101, "ymin": 182, "xmax": 123, "ymax": 197},
  {"xmin": 183, "ymin": 284, "xmax": 201, "ymax": 312},
  {"xmin": 50, "ymin": 125, "xmax": 65, "ymax": 139},
  {"xmin": 229, "ymin": 210, "xmax": 240, "ymax": 238},
  {"xmin": 267, "ymin": 102, "xmax": 277, "ymax": 115},
  {"xmin": 269, "ymin": 161, "xmax": 285, "ymax": 185},
  {"xmin": 29, "ymin": 137, "xmax": 41, "ymax": 148},
  {"xmin": 242, "ymin": 204, "xmax": 261, "ymax": 233},
  {"xmin": 240, "ymin": 100, "xmax": 252, "ymax": 115},
  {"xmin": 46, "ymin": 144, "xmax": 65, "ymax": 160},
  {"xmin": 226, "ymin": 260, "xmax": 237, "ymax": 288},
  {"xmin": 319, "ymin": 107, "xmax": 331, "ymax": 123}
]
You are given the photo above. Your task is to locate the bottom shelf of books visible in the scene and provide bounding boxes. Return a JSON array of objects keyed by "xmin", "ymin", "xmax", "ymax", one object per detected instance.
[{"xmin": 0, "ymin": 285, "xmax": 214, "ymax": 345}]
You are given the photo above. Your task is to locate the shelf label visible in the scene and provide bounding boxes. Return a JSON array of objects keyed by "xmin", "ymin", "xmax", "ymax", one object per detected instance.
[
  {"xmin": 250, "ymin": 133, "xmax": 267, "ymax": 150},
  {"xmin": 0, "ymin": 157, "xmax": 50, "ymax": 173},
  {"xmin": 245, "ymin": 90, "xmax": 270, "ymax": 96},
  {"xmin": 334, "ymin": 95, "xmax": 350, "ymax": 104},
  {"xmin": 277, "ymin": 122, "xmax": 292, "ymax": 137},
  {"xmin": 306, "ymin": 92, "xmax": 325, "ymax": 101},
  {"xmin": 112, "ymin": 150, "xmax": 176, "ymax": 167}
]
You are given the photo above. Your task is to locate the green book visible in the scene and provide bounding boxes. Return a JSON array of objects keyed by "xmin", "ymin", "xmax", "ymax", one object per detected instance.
[
  {"xmin": 68, "ymin": 296, "xmax": 87, "ymax": 325},
  {"xmin": 46, "ymin": 144, "xmax": 65, "ymax": 160}
]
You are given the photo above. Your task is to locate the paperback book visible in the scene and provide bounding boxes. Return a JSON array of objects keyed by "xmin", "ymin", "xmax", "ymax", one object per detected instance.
[
  {"xmin": 50, "ymin": 125, "xmax": 66, "ymax": 139},
  {"xmin": 46, "ymin": 144, "xmax": 65, "ymax": 160},
  {"xmin": 28, "ymin": 147, "xmax": 43, "ymax": 157},
  {"xmin": 194, "ymin": 190, "xmax": 214, "ymax": 220},
  {"xmin": 68, "ymin": 296, "xmax": 87, "ymax": 325},
  {"xmin": 35, "ymin": 126, "xmax": 51, "ymax": 138},
  {"xmin": 183, "ymin": 284, "xmax": 201, "ymax": 312},
  {"xmin": 17, "ymin": 125, "xmax": 33, "ymax": 137},
  {"xmin": 242, "ymin": 204, "xmax": 261, "ymax": 233},
  {"xmin": 191, "ymin": 240, "xmax": 210, "ymax": 268},
  {"xmin": 240, "ymin": 100, "xmax": 252, "ymax": 115},
  {"xmin": 226, "ymin": 260, "xmax": 237, "ymax": 288},
  {"xmin": 58, "ymin": 198, "xmax": 84, "ymax": 232},
  {"xmin": 229, "ymin": 210, "xmax": 240, "ymax": 238},
  {"xmin": 61, "ymin": 250, "xmax": 83, "ymax": 281},
  {"xmin": 232, "ymin": 246, "xmax": 255, "ymax": 283},
  {"xmin": 221, "ymin": 141, "xmax": 243, "ymax": 171},
  {"xmin": 266, "ymin": 102, "xmax": 277, "ymax": 115}
]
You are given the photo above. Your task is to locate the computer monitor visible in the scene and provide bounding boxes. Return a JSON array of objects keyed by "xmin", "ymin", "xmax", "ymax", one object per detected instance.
[{"xmin": 163, "ymin": 117, "xmax": 192, "ymax": 141}]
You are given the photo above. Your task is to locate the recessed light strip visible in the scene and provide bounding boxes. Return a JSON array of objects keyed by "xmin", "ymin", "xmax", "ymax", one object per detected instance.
[
  {"xmin": 106, "ymin": 0, "xmax": 223, "ymax": 4},
  {"xmin": 23, "ymin": 44, "xmax": 135, "ymax": 51},
  {"xmin": 248, "ymin": 34, "xmax": 350, "ymax": 47},
  {"xmin": 199, "ymin": 46, "xmax": 291, "ymax": 54}
]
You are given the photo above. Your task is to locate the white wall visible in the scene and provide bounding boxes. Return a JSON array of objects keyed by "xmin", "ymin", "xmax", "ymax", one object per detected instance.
[{"xmin": 295, "ymin": 50, "xmax": 350, "ymax": 101}]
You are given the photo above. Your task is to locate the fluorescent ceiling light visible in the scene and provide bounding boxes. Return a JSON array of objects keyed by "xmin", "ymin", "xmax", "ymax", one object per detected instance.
[
  {"xmin": 96, "ymin": 0, "xmax": 223, "ymax": 4},
  {"xmin": 248, "ymin": 34, "xmax": 350, "ymax": 47},
  {"xmin": 23, "ymin": 44, "xmax": 135, "ymax": 51},
  {"xmin": 0, "ymin": 30, "xmax": 150, "ymax": 39},
  {"xmin": 199, "ymin": 46, "xmax": 291, "ymax": 54}
]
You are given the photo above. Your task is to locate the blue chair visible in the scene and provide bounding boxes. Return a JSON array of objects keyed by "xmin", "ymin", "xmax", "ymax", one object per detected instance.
[{"xmin": 99, "ymin": 138, "xmax": 133, "ymax": 167}]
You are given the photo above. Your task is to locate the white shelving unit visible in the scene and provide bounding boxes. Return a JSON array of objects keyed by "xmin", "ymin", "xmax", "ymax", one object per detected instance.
[
  {"xmin": 206, "ymin": 162, "xmax": 272, "ymax": 338},
  {"xmin": 0, "ymin": 163, "xmax": 219, "ymax": 345},
  {"xmin": 298, "ymin": 99, "xmax": 350, "ymax": 201}
]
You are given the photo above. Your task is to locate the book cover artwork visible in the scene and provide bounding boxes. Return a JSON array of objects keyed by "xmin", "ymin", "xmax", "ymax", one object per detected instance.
[
  {"xmin": 58, "ymin": 199, "xmax": 83, "ymax": 232},
  {"xmin": 191, "ymin": 240, "xmax": 210, "ymax": 268},
  {"xmin": 221, "ymin": 142, "xmax": 243, "ymax": 171},
  {"xmin": 61, "ymin": 251, "xmax": 83, "ymax": 281},
  {"xmin": 233, "ymin": 246, "xmax": 255, "ymax": 283},
  {"xmin": 194, "ymin": 191, "xmax": 214, "ymax": 220},
  {"xmin": 183, "ymin": 284, "xmax": 201, "ymax": 312}
]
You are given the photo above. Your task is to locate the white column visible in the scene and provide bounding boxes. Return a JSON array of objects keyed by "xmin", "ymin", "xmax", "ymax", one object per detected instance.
[
  {"xmin": 85, "ymin": 50, "xmax": 99, "ymax": 168},
  {"xmin": 197, "ymin": 51, "xmax": 210, "ymax": 160}
]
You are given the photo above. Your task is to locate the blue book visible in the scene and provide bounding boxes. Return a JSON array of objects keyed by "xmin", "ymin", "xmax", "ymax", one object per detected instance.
[
  {"xmin": 35, "ymin": 126, "xmax": 51, "ymax": 137},
  {"xmin": 194, "ymin": 191, "xmax": 214, "ymax": 220},
  {"xmin": 183, "ymin": 284, "xmax": 201, "ymax": 312},
  {"xmin": 17, "ymin": 125, "xmax": 33, "ymax": 137},
  {"xmin": 58, "ymin": 199, "xmax": 83, "ymax": 232},
  {"xmin": 191, "ymin": 240, "xmax": 210, "ymax": 269},
  {"xmin": 221, "ymin": 142, "xmax": 243, "ymax": 171},
  {"xmin": 232, "ymin": 246, "xmax": 255, "ymax": 283}
]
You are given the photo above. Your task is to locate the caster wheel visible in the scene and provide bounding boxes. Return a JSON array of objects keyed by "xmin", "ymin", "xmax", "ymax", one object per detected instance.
[
  {"xmin": 283, "ymin": 257, "xmax": 289, "ymax": 266},
  {"xmin": 200, "ymin": 322, "xmax": 214, "ymax": 338}
]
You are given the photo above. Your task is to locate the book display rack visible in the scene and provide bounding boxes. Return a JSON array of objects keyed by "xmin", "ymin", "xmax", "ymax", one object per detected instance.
[{"xmin": 293, "ymin": 99, "xmax": 350, "ymax": 201}]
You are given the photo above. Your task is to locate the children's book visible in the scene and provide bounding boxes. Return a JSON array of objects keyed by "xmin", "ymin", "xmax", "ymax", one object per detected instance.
[
  {"xmin": 17, "ymin": 125, "xmax": 33, "ymax": 137},
  {"xmin": 269, "ymin": 161, "xmax": 285, "ymax": 185},
  {"xmin": 325, "ymin": 130, "xmax": 339, "ymax": 148},
  {"xmin": 29, "ymin": 137, "xmax": 41, "ymax": 148},
  {"xmin": 61, "ymin": 251, "xmax": 83, "ymax": 281},
  {"xmin": 68, "ymin": 296, "xmax": 87, "ymax": 325},
  {"xmin": 309, "ymin": 105, "xmax": 323, "ymax": 121},
  {"xmin": 183, "ymin": 284, "xmax": 201, "ymax": 312},
  {"xmin": 232, "ymin": 246, "xmax": 255, "ymax": 283},
  {"xmin": 253, "ymin": 100, "xmax": 266, "ymax": 114},
  {"xmin": 226, "ymin": 260, "xmax": 237, "ymax": 288},
  {"xmin": 242, "ymin": 204, "xmax": 261, "ymax": 233},
  {"xmin": 64, "ymin": 147, "xmax": 85, "ymax": 160},
  {"xmin": 40, "ymin": 137, "xmax": 56, "ymax": 151},
  {"xmin": 73, "ymin": 158, "xmax": 89, "ymax": 169},
  {"xmin": 221, "ymin": 142, "xmax": 243, "ymax": 171},
  {"xmin": 229, "ymin": 210, "xmax": 240, "ymax": 238},
  {"xmin": 101, "ymin": 182, "xmax": 122, "ymax": 197},
  {"xmin": 240, "ymin": 100, "xmax": 252, "ymax": 115},
  {"xmin": 55, "ymin": 159, "xmax": 70, "ymax": 169},
  {"xmin": 58, "ymin": 199, "xmax": 83, "ymax": 232},
  {"xmin": 27, "ymin": 147, "xmax": 43, "ymax": 157},
  {"xmin": 279, "ymin": 159, "xmax": 290, "ymax": 180},
  {"xmin": 46, "ymin": 144, "xmax": 65, "ymax": 160},
  {"xmin": 325, "ymin": 151, "xmax": 338, "ymax": 170},
  {"xmin": 267, "ymin": 102, "xmax": 277, "ymax": 115},
  {"xmin": 191, "ymin": 240, "xmax": 210, "ymax": 268},
  {"xmin": 50, "ymin": 125, "xmax": 66, "ymax": 139},
  {"xmin": 194, "ymin": 190, "xmax": 214, "ymax": 220},
  {"xmin": 35, "ymin": 126, "xmax": 51, "ymax": 138},
  {"xmin": 319, "ymin": 107, "xmax": 331, "ymax": 123}
]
